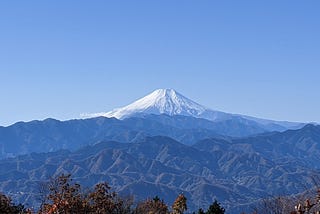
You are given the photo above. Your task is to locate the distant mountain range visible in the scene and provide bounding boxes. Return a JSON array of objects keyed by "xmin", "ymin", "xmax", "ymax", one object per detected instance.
[
  {"xmin": 0, "ymin": 88, "xmax": 317, "ymax": 213},
  {"xmin": 0, "ymin": 89, "xmax": 305, "ymax": 158},
  {"xmin": 0, "ymin": 113, "xmax": 306, "ymax": 159},
  {"xmin": 1, "ymin": 125, "xmax": 320, "ymax": 212}
]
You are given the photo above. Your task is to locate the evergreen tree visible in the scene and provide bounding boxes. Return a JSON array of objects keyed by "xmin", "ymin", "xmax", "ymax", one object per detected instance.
[
  {"xmin": 193, "ymin": 208, "xmax": 205, "ymax": 214},
  {"xmin": 206, "ymin": 200, "xmax": 225, "ymax": 214},
  {"xmin": 0, "ymin": 193, "xmax": 27, "ymax": 214}
]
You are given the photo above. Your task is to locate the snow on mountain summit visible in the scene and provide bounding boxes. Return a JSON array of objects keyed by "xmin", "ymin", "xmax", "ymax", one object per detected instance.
[
  {"xmin": 84, "ymin": 88, "xmax": 303, "ymax": 130},
  {"xmin": 89, "ymin": 89, "xmax": 209, "ymax": 119}
]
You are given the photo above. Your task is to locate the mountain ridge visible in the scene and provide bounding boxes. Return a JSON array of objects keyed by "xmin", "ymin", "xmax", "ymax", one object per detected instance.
[
  {"xmin": 2, "ymin": 113, "xmax": 310, "ymax": 159},
  {"xmin": 1, "ymin": 125, "xmax": 320, "ymax": 213}
]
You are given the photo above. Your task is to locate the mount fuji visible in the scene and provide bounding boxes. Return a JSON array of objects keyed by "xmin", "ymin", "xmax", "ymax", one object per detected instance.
[{"xmin": 86, "ymin": 88, "xmax": 302, "ymax": 131}]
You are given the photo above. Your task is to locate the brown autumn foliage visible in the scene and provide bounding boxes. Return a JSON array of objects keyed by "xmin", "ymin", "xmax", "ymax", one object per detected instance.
[
  {"xmin": 172, "ymin": 193, "xmax": 187, "ymax": 214},
  {"xmin": 5, "ymin": 173, "xmax": 320, "ymax": 213},
  {"xmin": 38, "ymin": 174, "xmax": 132, "ymax": 214},
  {"xmin": 87, "ymin": 182, "xmax": 132, "ymax": 214},
  {"xmin": 36, "ymin": 174, "xmax": 192, "ymax": 214},
  {"xmin": 38, "ymin": 174, "xmax": 89, "ymax": 213},
  {"xmin": 134, "ymin": 196, "xmax": 169, "ymax": 214}
]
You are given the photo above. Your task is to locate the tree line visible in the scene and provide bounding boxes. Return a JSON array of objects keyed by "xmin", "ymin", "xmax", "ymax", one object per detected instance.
[{"xmin": 0, "ymin": 174, "xmax": 225, "ymax": 214}]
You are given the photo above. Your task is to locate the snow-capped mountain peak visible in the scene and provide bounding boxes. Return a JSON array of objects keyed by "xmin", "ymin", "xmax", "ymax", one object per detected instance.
[
  {"xmin": 83, "ymin": 88, "xmax": 303, "ymax": 131},
  {"xmin": 88, "ymin": 89, "xmax": 208, "ymax": 119}
]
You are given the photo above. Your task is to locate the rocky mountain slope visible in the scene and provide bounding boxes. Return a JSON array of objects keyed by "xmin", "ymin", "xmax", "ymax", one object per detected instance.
[{"xmin": 1, "ymin": 125, "xmax": 320, "ymax": 213}]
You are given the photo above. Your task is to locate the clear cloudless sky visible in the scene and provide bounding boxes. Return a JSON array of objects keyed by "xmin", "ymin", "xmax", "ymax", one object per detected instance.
[{"xmin": 0, "ymin": 0, "xmax": 319, "ymax": 126}]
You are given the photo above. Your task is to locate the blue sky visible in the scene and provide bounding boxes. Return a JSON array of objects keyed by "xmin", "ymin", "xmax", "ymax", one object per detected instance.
[{"xmin": 0, "ymin": 0, "xmax": 319, "ymax": 126}]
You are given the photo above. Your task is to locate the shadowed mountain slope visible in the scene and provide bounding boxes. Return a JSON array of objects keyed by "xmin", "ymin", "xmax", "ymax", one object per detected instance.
[{"xmin": 1, "ymin": 125, "xmax": 320, "ymax": 213}]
